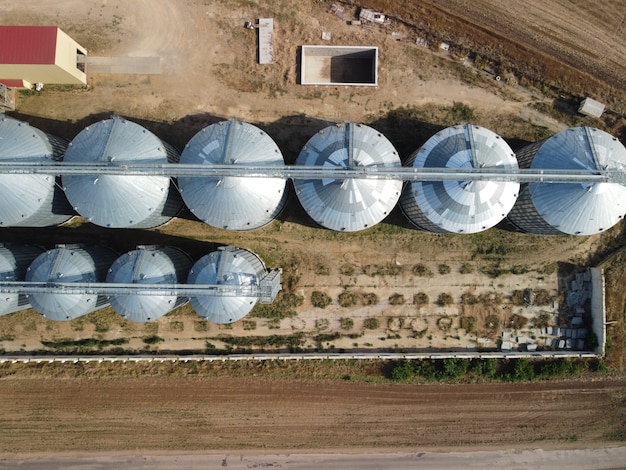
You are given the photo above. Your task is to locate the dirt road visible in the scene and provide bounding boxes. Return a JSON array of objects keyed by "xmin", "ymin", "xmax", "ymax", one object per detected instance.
[{"xmin": 5, "ymin": 448, "xmax": 626, "ymax": 470}]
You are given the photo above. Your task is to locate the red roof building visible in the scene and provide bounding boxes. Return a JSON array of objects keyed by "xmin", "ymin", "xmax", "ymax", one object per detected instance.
[{"xmin": 0, "ymin": 26, "xmax": 87, "ymax": 88}]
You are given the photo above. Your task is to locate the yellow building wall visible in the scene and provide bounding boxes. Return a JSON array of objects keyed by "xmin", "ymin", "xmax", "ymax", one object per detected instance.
[{"xmin": 54, "ymin": 28, "xmax": 87, "ymax": 85}]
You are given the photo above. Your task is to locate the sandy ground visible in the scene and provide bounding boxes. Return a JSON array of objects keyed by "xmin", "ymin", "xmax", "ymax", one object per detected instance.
[
  {"xmin": 0, "ymin": 0, "xmax": 620, "ymax": 355},
  {"xmin": 4, "ymin": 447, "xmax": 626, "ymax": 470},
  {"xmin": 1, "ymin": 0, "xmax": 565, "ymax": 128},
  {"xmin": 1, "ymin": 0, "xmax": 626, "ymax": 459}
]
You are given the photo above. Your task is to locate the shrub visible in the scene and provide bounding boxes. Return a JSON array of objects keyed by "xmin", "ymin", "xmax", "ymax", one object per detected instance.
[
  {"xmin": 480, "ymin": 262, "xmax": 508, "ymax": 278},
  {"xmin": 485, "ymin": 314, "xmax": 500, "ymax": 331},
  {"xmin": 413, "ymin": 292, "xmax": 429, "ymax": 306},
  {"xmin": 437, "ymin": 293, "xmax": 454, "ymax": 306},
  {"xmin": 338, "ymin": 291, "xmax": 359, "ymax": 307},
  {"xmin": 387, "ymin": 317, "xmax": 405, "ymax": 330},
  {"xmin": 315, "ymin": 319, "xmax": 330, "ymax": 330},
  {"xmin": 508, "ymin": 313, "xmax": 529, "ymax": 330},
  {"xmin": 314, "ymin": 263, "xmax": 330, "ymax": 275},
  {"xmin": 193, "ymin": 320, "xmax": 209, "ymax": 332},
  {"xmin": 441, "ymin": 358, "xmax": 469, "ymax": 379},
  {"xmin": 390, "ymin": 361, "xmax": 414, "ymax": 381},
  {"xmin": 363, "ymin": 317, "xmax": 380, "ymax": 330},
  {"xmin": 314, "ymin": 332, "xmax": 341, "ymax": 345},
  {"xmin": 389, "ymin": 293, "xmax": 406, "ymax": 305},
  {"xmin": 510, "ymin": 264, "xmax": 529, "ymax": 275},
  {"xmin": 478, "ymin": 292, "xmax": 503, "ymax": 306},
  {"xmin": 437, "ymin": 316, "xmax": 453, "ymax": 331},
  {"xmin": 143, "ymin": 336, "xmax": 164, "ymax": 345},
  {"xmin": 460, "ymin": 292, "xmax": 479, "ymax": 305},
  {"xmin": 412, "ymin": 263, "xmax": 433, "ymax": 277},
  {"xmin": 339, "ymin": 317, "xmax": 354, "ymax": 330},
  {"xmin": 459, "ymin": 263, "xmax": 474, "ymax": 274},
  {"xmin": 242, "ymin": 320, "xmax": 257, "ymax": 331},
  {"xmin": 460, "ymin": 316, "xmax": 476, "ymax": 333},
  {"xmin": 362, "ymin": 292, "xmax": 379, "ymax": 305},
  {"xmin": 511, "ymin": 290, "xmax": 526, "ymax": 305},
  {"xmin": 438, "ymin": 264, "xmax": 451, "ymax": 275},
  {"xmin": 311, "ymin": 291, "xmax": 332, "ymax": 309},
  {"xmin": 450, "ymin": 101, "xmax": 476, "ymax": 121},
  {"xmin": 511, "ymin": 358, "xmax": 536, "ymax": 381},
  {"xmin": 414, "ymin": 359, "xmax": 438, "ymax": 380},
  {"xmin": 470, "ymin": 358, "xmax": 498, "ymax": 378},
  {"xmin": 168, "ymin": 321, "xmax": 184, "ymax": 332},
  {"xmin": 534, "ymin": 289, "xmax": 553, "ymax": 306},
  {"xmin": 532, "ymin": 312, "xmax": 552, "ymax": 329},
  {"xmin": 339, "ymin": 264, "xmax": 355, "ymax": 276},
  {"xmin": 364, "ymin": 263, "xmax": 403, "ymax": 276}
]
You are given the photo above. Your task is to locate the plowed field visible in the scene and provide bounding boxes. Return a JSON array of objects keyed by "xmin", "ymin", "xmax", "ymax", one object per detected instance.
[{"xmin": 0, "ymin": 375, "xmax": 625, "ymax": 453}]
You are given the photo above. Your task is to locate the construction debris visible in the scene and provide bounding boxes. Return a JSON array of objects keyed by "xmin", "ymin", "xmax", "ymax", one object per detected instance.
[{"xmin": 331, "ymin": 4, "xmax": 347, "ymax": 20}]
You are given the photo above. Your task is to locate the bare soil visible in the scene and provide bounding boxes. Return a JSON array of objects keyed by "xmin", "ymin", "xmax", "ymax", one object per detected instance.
[
  {"xmin": 2, "ymin": 0, "xmax": 626, "ymax": 457},
  {"xmin": 1, "ymin": 0, "xmax": 625, "ymax": 357},
  {"xmin": 0, "ymin": 374, "xmax": 625, "ymax": 453}
]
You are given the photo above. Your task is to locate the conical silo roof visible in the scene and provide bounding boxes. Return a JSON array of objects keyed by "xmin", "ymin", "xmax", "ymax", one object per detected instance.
[
  {"xmin": 106, "ymin": 246, "xmax": 192, "ymax": 322},
  {"xmin": 0, "ymin": 116, "xmax": 73, "ymax": 227},
  {"xmin": 400, "ymin": 124, "xmax": 520, "ymax": 233},
  {"xmin": 509, "ymin": 127, "xmax": 626, "ymax": 235},
  {"xmin": 179, "ymin": 119, "xmax": 287, "ymax": 230},
  {"xmin": 62, "ymin": 117, "xmax": 183, "ymax": 229},
  {"xmin": 0, "ymin": 244, "xmax": 45, "ymax": 316},
  {"xmin": 294, "ymin": 122, "xmax": 402, "ymax": 231},
  {"xmin": 187, "ymin": 246, "xmax": 266, "ymax": 324},
  {"xmin": 25, "ymin": 245, "xmax": 117, "ymax": 321}
]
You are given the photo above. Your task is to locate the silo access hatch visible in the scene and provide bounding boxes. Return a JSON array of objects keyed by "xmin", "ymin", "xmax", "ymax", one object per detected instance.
[{"xmin": 300, "ymin": 45, "xmax": 378, "ymax": 86}]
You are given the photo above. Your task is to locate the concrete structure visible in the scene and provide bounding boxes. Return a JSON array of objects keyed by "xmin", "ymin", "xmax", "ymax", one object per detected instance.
[
  {"xmin": 62, "ymin": 116, "xmax": 183, "ymax": 229},
  {"xmin": 179, "ymin": 120, "xmax": 287, "ymax": 230},
  {"xmin": 106, "ymin": 246, "xmax": 193, "ymax": 323},
  {"xmin": 508, "ymin": 127, "xmax": 626, "ymax": 235},
  {"xmin": 400, "ymin": 124, "xmax": 519, "ymax": 233},
  {"xmin": 257, "ymin": 18, "xmax": 274, "ymax": 64},
  {"xmin": 578, "ymin": 97, "xmax": 605, "ymax": 118},
  {"xmin": 0, "ymin": 244, "xmax": 44, "ymax": 316},
  {"xmin": 359, "ymin": 9, "xmax": 386, "ymax": 24},
  {"xmin": 590, "ymin": 268, "xmax": 606, "ymax": 356},
  {"xmin": 0, "ymin": 116, "xmax": 74, "ymax": 227},
  {"xmin": 25, "ymin": 245, "xmax": 117, "ymax": 321},
  {"xmin": 187, "ymin": 246, "xmax": 267, "ymax": 324},
  {"xmin": 0, "ymin": 26, "xmax": 87, "ymax": 88},
  {"xmin": 301, "ymin": 46, "xmax": 378, "ymax": 86},
  {"xmin": 294, "ymin": 122, "xmax": 402, "ymax": 231}
]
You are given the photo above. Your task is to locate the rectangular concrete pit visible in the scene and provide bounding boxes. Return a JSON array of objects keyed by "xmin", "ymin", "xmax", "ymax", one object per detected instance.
[{"xmin": 301, "ymin": 45, "xmax": 378, "ymax": 86}]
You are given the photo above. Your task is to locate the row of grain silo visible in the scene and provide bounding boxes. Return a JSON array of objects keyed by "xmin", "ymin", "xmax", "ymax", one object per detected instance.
[
  {"xmin": 0, "ymin": 243, "xmax": 268, "ymax": 324},
  {"xmin": 1, "ymin": 115, "xmax": 625, "ymax": 236}
]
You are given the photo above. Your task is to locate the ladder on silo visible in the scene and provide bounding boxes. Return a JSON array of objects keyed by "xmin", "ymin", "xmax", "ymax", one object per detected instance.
[{"xmin": 0, "ymin": 83, "xmax": 15, "ymax": 111}]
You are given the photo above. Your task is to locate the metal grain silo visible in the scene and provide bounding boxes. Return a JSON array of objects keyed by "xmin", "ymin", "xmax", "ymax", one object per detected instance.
[
  {"xmin": 62, "ymin": 116, "xmax": 183, "ymax": 228},
  {"xmin": 0, "ymin": 243, "xmax": 45, "ymax": 316},
  {"xmin": 507, "ymin": 127, "xmax": 626, "ymax": 235},
  {"xmin": 400, "ymin": 124, "xmax": 520, "ymax": 233},
  {"xmin": 178, "ymin": 119, "xmax": 288, "ymax": 230},
  {"xmin": 106, "ymin": 246, "xmax": 193, "ymax": 322},
  {"xmin": 294, "ymin": 122, "xmax": 402, "ymax": 231},
  {"xmin": 0, "ymin": 116, "xmax": 73, "ymax": 227},
  {"xmin": 187, "ymin": 246, "xmax": 266, "ymax": 324},
  {"xmin": 25, "ymin": 245, "xmax": 117, "ymax": 321}
]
